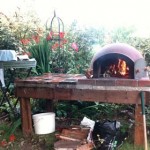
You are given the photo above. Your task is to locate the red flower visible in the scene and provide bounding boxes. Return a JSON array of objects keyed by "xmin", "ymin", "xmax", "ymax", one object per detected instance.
[
  {"xmin": 1, "ymin": 140, "xmax": 7, "ymax": 147},
  {"xmin": 59, "ymin": 32, "xmax": 65, "ymax": 39},
  {"xmin": 52, "ymin": 42, "xmax": 59, "ymax": 50},
  {"xmin": 9, "ymin": 134, "xmax": 16, "ymax": 142},
  {"xmin": 46, "ymin": 32, "xmax": 53, "ymax": 41},
  {"xmin": 62, "ymin": 39, "xmax": 68, "ymax": 44}
]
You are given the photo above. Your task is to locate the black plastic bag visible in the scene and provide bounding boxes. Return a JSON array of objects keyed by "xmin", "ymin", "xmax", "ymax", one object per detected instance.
[{"xmin": 92, "ymin": 120, "xmax": 127, "ymax": 150}]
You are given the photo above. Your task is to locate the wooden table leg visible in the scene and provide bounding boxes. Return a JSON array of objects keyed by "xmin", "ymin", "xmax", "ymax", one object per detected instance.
[
  {"xmin": 20, "ymin": 97, "xmax": 32, "ymax": 136},
  {"xmin": 134, "ymin": 104, "xmax": 144, "ymax": 147}
]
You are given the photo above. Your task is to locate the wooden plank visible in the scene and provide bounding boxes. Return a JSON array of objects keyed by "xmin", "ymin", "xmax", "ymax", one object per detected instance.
[
  {"xmin": 134, "ymin": 105, "xmax": 144, "ymax": 146},
  {"xmin": 145, "ymin": 92, "xmax": 150, "ymax": 104},
  {"xmin": 16, "ymin": 87, "xmax": 143, "ymax": 104},
  {"xmin": 16, "ymin": 87, "xmax": 54, "ymax": 99},
  {"xmin": 72, "ymin": 89, "xmax": 141, "ymax": 104},
  {"xmin": 54, "ymin": 88, "xmax": 73, "ymax": 100},
  {"xmin": 54, "ymin": 140, "xmax": 81, "ymax": 149}
]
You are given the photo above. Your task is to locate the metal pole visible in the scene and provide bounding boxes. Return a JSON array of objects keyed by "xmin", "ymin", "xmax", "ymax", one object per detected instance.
[{"xmin": 140, "ymin": 91, "xmax": 148, "ymax": 150}]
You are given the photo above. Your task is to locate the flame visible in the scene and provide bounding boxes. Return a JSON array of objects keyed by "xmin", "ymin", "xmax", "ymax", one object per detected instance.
[
  {"xmin": 118, "ymin": 59, "xmax": 127, "ymax": 75},
  {"xmin": 105, "ymin": 59, "xmax": 129, "ymax": 78}
]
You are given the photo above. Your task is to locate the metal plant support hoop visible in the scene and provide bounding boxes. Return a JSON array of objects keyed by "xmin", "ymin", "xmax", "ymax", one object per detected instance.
[{"xmin": 46, "ymin": 11, "xmax": 65, "ymax": 73}]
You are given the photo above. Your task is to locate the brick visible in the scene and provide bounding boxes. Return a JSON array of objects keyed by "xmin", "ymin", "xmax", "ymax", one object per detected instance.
[
  {"xmin": 96, "ymin": 79, "xmax": 116, "ymax": 86},
  {"xmin": 138, "ymin": 80, "xmax": 150, "ymax": 87},
  {"xmin": 78, "ymin": 79, "xmax": 96, "ymax": 85},
  {"xmin": 116, "ymin": 79, "xmax": 138, "ymax": 86}
]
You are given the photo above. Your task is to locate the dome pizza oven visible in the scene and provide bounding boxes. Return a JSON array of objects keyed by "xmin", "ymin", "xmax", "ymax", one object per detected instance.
[{"xmin": 90, "ymin": 43, "xmax": 149, "ymax": 79}]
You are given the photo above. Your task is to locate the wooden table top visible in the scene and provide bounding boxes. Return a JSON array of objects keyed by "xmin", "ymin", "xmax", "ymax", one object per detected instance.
[
  {"xmin": 14, "ymin": 73, "xmax": 150, "ymax": 92},
  {"xmin": 15, "ymin": 73, "xmax": 86, "ymax": 85}
]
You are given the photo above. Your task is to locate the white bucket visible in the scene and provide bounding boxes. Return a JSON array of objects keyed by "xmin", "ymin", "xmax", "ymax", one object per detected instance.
[{"xmin": 32, "ymin": 112, "xmax": 55, "ymax": 134}]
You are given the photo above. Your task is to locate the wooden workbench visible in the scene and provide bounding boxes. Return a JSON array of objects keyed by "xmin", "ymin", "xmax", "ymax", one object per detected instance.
[{"xmin": 15, "ymin": 73, "xmax": 150, "ymax": 147}]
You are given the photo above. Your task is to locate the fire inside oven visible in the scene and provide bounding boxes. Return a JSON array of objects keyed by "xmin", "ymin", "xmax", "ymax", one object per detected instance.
[
  {"xmin": 91, "ymin": 43, "xmax": 146, "ymax": 79},
  {"xmin": 93, "ymin": 53, "xmax": 134, "ymax": 79}
]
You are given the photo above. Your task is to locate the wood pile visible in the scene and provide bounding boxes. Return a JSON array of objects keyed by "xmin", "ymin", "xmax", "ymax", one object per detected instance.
[{"xmin": 54, "ymin": 126, "xmax": 94, "ymax": 150}]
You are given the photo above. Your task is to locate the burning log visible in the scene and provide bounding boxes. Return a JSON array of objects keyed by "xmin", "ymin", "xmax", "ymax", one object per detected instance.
[
  {"xmin": 104, "ymin": 58, "xmax": 130, "ymax": 78},
  {"xmin": 85, "ymin": 69, "xmax": 93, "ymax": 79}
]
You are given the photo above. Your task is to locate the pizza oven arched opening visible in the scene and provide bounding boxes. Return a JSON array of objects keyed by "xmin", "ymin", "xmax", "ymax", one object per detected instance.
[
  {"xmin": 93, "ymin": 53, "xmax": 134, "ymax": 79},
  {"xmin": 90, "ymin": 43, "xmax": 145, "ymax": 79}
]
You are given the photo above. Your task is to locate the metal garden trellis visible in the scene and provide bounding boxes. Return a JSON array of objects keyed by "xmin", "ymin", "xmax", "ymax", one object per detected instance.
[{"xmin": 46, "ymin": 11, "xmax": 65, "ymax": 73}]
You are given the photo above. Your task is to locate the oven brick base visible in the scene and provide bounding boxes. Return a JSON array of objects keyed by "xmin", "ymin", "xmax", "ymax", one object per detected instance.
[{"xmin": 78, "ymin": 78, "xmax": 150, "ymax": 87}]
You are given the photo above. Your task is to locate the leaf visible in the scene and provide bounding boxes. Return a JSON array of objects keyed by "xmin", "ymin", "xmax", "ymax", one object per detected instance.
[{"xmin": 3, "ymin": 118, "xmax": 21, "ymax": 139}]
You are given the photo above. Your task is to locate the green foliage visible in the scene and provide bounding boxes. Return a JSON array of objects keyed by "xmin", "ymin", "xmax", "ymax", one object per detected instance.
[
  {"xmin": 4, "ymin": 118, "xmax": 21, "ymax": 140},
  {"xmin": 28, "ymin": 37, "xmax": 51, "ymax": 74},
  {"xmin": 110, "ymin": 26, "xmax": 136, "ymax": 43},
  {"xmin": 119, "ymin": 141, "xmax": 144, "ymax": 150},
  {"xmin": 145, "ymin": 105, "xmax": 150, "ymax": 127},
  {"xmin": 0, "ymin": 13, "xmax": 20, "ymax": 50},
  {"xmin": 0, "ymin": 118, "xmax": 21, "ymax": 141},
  {"xmin": 27, "ymin": 22, "xmax": 95, "ymax": 75},
  {"xmin": 129, "ymin": 37, "xmax": 150, "ymax": 65},
  {"xmin": 62, "ymin": 23, "xmax": 95, "ymax": 74},
  {"xmin": 55, "ymin": 101, "xmax": 126, "ymax": 120},
  {"xmin": 0, "ymin": 10, "xmax": 42, "ymax": 51}
]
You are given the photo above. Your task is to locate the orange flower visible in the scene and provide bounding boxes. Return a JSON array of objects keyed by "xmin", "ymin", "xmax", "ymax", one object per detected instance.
[
  {"xmin": 32, "ymin": 35, "xmax": 40, "ymax": 43},
  {"xmin": 9, "ymin": 134, "xmax": 16, "ymax": 142},
  {"xmin": 20, "ymin": 38, "xmax": 30, "ymax": 45}
]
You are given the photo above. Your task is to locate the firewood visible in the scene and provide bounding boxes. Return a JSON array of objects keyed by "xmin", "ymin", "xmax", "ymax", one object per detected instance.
[
  {"xmin": 76, "ymin": 142, "xmax": 94, "ymax": 150},
  {"xmin": 54, "ymin": 140, "xmax": 81, "ymax": 150}
]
